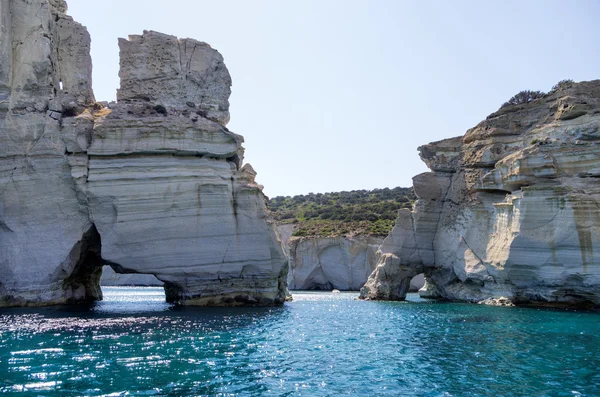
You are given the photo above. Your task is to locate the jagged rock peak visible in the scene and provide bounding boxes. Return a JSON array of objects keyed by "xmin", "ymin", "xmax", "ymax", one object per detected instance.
[
  {"xmin": 0, "ymin": 0, "xmax": 94, "ymax": 118},
  {"xmin": 117, "ymin": 30, "xmax": 231, "ymax": 125},
  {"xmin": 361, "ymin": 80, "xmax": 600, "ymax": 308},
  {"xmin": 49, "ymin": 0, "xmax": 68, "ymax": 13}
]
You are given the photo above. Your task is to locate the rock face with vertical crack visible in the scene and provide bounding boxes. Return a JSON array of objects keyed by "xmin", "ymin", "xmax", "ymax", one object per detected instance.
[
  {"xmin": 361, "ymin": 80, "xmax": 600, "ymax": 307},
  {"xmin": 0, "ymin": 1, "xmax": 288, "ymax": 306}
]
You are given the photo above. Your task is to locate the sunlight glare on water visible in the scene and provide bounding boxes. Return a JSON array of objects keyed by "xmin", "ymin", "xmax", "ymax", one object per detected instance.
[{"xmin": 1, "ymin": 287, "xmax": 599, "ymax": 396}]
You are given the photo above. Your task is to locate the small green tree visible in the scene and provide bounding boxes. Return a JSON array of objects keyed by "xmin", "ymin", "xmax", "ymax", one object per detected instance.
[
  {"xmin": 551, "ymin": 79, "xmax": 574, "ymax": 92},
  {"xmin": 501, "ymin": 90, "xmax": 545, "ymax": 108}
]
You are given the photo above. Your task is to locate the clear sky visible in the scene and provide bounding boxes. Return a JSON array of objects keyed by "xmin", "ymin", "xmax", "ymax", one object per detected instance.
[{"xmin": 67, "ymin": 0, "xmax": 600, "ymax": 197}]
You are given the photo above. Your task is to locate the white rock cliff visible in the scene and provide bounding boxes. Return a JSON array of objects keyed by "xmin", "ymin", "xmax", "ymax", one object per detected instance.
[
  {"xmin": 286, "ymin": 234, "xmax": 384, "ymax": 291},
  {"xmin": 361, "ymin": 81, "xmax": 600, "ymax": 307},
  {"xmin": 0, "ymin": 1, "xmax": 288, "ymax": 306}
]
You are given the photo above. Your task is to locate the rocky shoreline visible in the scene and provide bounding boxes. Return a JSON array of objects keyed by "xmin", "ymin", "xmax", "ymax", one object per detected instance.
[
  {"xmin": 2, "ymin": 1, "xmax": 599, "ymax": 309},
  {"xmin": 361, "ymin": 80, "xmax": 600, "ymax": 307}
]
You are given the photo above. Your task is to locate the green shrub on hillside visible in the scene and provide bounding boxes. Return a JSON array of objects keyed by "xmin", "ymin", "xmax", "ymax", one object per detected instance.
[
  {"xmin": 267, "ymin": 187, "xmax": 415, "ymax": 237},
  {"xmin": 551, "ymin": 79, "xmax": 574, "ymax": 92},
  {"xmin": 501, "ymin": 90, "xmax": 545, "ymax": 109}
]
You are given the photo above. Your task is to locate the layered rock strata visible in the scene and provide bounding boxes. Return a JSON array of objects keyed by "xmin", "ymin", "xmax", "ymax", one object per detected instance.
[
  {"xmin": 285, "ymin": 234, "xmax": 384, "ymax": 291},
  {"xmin": 99, "ymin": 224, "xmax": 396, "ymax": 292},
  {"xmin": 100, "ymin": 266, "xmax": 163, "ymax": 287},
  {"xmin": 361, "ymin": 81, "xmax": 600, "ymax": 307},
  {"xmin": 0, "ymin": 1, "xmax": 287, "ymax": 306}
]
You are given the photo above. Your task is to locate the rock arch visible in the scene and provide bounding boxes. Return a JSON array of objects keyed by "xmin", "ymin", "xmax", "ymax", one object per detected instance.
[{"xmin": 0, "ymin": 1, "xmax": 288, "ymax": 307}]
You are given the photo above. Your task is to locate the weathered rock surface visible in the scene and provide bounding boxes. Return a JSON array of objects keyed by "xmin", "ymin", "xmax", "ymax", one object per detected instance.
[
  {"xmin": 0, "ymin": 2, "xmax": 287, "ymax": 306},
  {"xmin": 274, "ymin": 224, "xmax": 424, "ymax": 292},
  {"xmin": 117, "ymin": 31, "xmax": 231, "ymax": 125},
  {"xmin": 286, "ymin": 234, "xmax": 384, "ymax": 291},
  {"xmin": 0, "ymin": 0, "xmax": 99, "ymax": 306},
  {"xmin": 361, "ymin": 81, "xmax": 600, "ymax": 307},
  {"xmin": 100, "ymin": 266, "xmax": 163, "ymax": 287}
]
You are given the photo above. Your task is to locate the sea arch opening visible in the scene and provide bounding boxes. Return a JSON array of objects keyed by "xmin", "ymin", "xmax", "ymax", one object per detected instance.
[{"xmin": 64, "ymin": 222, "xmax": 169, "ymax": 305}]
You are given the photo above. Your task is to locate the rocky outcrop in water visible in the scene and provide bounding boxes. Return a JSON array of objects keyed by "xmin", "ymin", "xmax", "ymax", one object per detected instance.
[
  {"xmin": 286, "ymin": 234, "xmax": 384, "ymax": 291},
  {"xmin": 361, "ymin": 80, "xmax": 600, "ymax": 307},
  {"xmin": 99, "ymin": 223, "xmax": 394, "ymax": 292},
  {"xmin": 274, "ymin": 225, "xmax": 424, "ymax": 291},
  {"xmin": 0, "ymin": 1, "xmax": 287, "ymax": 306}
]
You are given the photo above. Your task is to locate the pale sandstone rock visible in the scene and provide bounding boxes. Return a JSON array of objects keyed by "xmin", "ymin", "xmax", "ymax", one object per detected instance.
[
  {"xmin": 87, "ymin": 155, "xmax": 287, "ymax": 305},
  {"xmin": 100, "ymin": 266, "xmax": 163, "ymax": 286},
  {"xmin": 0, "ymin": 0, "xmax": 99, "ymax": 306},
  {"xmin": 274, "ymin": 224, "xmax": 417, "ymax": 292},
  {"xmin": 0, "ymin": 1, "xmax": 287, "ymax": 307},
  {"xmin": 87, "ymin": 105, "xmax": 242, "ymax": 158},
  {"xmin": 277, "ymin": 224, "xmax": 296, "ymax": 290},
  {"xmin": 286, "ymin": 235, "xmax": 384, "ymax": 291},
  {"xmin": 117, "ymin": 31, "xmax": 231, "ymax": 125},
  {"xmin": 409, "ymin": 273, "xmax": 425, "ymax": 292},
  {"xmin": 276, "ymin": 224, "xmax": 296, "ymax": 254},
  {"xmin": 361, "ymin": 81, "xmax": 600, "ymax": 307}
]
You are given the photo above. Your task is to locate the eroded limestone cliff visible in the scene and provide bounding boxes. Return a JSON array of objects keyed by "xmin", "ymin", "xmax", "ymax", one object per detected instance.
[
  {"xmin": 286, "ymin": 234, "xmax": 384, "ymax": 291},
  {"xmin": 361, "ymin": 80, "xmax": 600, "ymax": 307},
  {"xmin": 0, "ymin": 1, "xmax": 287, "ymax": 306}
]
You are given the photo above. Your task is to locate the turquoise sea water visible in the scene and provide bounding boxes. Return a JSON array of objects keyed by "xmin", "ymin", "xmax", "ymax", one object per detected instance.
[{"xmin": 1, "ymin": 288, "xmax": 599, "ymax": 396}]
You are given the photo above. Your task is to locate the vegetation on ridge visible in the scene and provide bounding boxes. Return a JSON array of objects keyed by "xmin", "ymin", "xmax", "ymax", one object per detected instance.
[
  {"xmin": 501, "ymin": 90, "xmax": 545, "ymax": 108},
  {"xmin": 551, "ymin": 79, "xmax": 574, "ymax": 92},
  {"xmin": 499, "ymin": 79, "xmax": 574, "ymax": 110},
  {"xmin": 267, "ymin": 187, "xmax": 416, "ymax": 237}
]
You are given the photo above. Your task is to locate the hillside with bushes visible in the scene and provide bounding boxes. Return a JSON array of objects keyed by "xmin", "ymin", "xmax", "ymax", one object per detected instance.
[{"xmin": 267, "ymin": 187, "xmax": 416, "ymax": 237}]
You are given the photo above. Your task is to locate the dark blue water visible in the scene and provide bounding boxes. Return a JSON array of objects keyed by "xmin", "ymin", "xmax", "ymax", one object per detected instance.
[{"xmin": 1, "ymin": 288, "xmax": 599, "ymax": 396}]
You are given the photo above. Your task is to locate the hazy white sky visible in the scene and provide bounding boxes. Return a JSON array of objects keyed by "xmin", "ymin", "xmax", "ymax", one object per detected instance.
[{"xmin": 67, "ymin": 0, "xmax": 600, "ymax": 197}]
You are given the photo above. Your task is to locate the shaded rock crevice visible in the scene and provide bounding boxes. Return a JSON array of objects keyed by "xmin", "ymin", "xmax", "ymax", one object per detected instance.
[{"xmin": 61, "ymin": 224, "xmax": 104, "ymax": 303}]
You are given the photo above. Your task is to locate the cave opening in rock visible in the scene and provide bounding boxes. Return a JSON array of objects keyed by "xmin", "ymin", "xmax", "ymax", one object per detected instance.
[
  {"xmin": 303, "ymin": 280, "xmax": 335, "ymax": 291},
  {"xmin": 62, "ymin": 224, "xmax": 104, "ymax": 303},
  {"xmin": 64, "ymin": 224, "xmax": 167, "ymax": 303}
]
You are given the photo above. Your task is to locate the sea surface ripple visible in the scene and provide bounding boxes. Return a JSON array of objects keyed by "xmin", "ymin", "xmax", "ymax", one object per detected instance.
[{"xmin": 1, "ymin": 287, "xmax": 599, "ymax": 396}]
